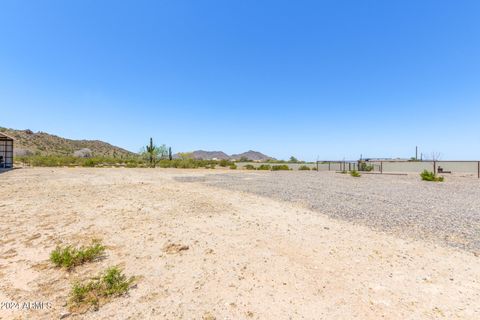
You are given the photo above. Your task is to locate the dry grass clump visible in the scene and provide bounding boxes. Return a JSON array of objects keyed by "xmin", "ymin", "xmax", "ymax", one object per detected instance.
[
  {"xmin": 50, "ymin": 240, "xmax": 105, "ymax": 270},
  {"xmin": 350, "ymin": 170, "xmax": 361, "ymax": 177},
  {"xmin": 69, "ymin": 266, "xmax": 135, "ymax": 312}
]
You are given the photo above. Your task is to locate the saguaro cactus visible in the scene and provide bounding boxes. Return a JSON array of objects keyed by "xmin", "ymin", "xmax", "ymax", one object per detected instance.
[
  {"xmin": 168, "ymin": 147, "xmax": 172, "ymax": 160},
  {"xmin": 146, "ymin": 137, "xmax": 156, "ymax": 167}
]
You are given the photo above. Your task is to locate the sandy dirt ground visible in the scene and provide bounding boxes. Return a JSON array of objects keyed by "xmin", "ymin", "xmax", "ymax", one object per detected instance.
[{"xmin": 0, "ymin": 168, "xmax": 479, "ymax": 319}]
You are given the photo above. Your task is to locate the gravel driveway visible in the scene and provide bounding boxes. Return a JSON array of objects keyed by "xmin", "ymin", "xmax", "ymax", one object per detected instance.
[{"xmin": 176, "ymin": 171, "xmax": 480, "ymax": 253}]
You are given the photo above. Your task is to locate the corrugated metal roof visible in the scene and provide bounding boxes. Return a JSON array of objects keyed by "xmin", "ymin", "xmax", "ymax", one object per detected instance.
[{"xmin": 0, "ymin": 132, "xmax": 15, "ymax": 140}]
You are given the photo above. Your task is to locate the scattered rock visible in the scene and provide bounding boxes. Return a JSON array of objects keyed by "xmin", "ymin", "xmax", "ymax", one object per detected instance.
[
  {"xmin": 163, "ymin": 243, "xmax": 189, "ymax": 254},
  {"xmin": 202, "ymin": 311, "xmax": 216, "ymax": 320}
]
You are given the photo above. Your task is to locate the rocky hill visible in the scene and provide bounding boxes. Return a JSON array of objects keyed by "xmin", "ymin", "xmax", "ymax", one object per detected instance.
[
  {"xmin": 190, "ymin": 150, "xmax": 230, "ymax": 160},
  {"xmin": 230, "ymin": 150, "xmax": 273, "ymax": 161},
  {"xmin": 174, "ymin": 149, "xmax": 273, "ymax": 161},
  {"xmin": 0, "ymin": 127, "xmax": 135, "ymax": 157}
]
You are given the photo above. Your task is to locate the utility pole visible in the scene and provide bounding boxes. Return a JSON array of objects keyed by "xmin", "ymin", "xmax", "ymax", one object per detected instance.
[{"xmin": 415, "ymin": 146, "xmax": 418, "ymax": 160}]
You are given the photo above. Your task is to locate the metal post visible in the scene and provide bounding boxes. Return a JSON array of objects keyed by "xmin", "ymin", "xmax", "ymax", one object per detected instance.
[
  {"xmin": 316, "ymin": 161, "xmax": 319, "ymax": 171},
  {"xmin": 380, "ymin": 161, "xmax": 383, "ymax": 174},
  {"xmin": 3, "ymin": 140, "xmax": 6, "ymax": 168},
  {"xmin": 433, "ymin": 161, "xmax": 437, "ymax": 174},
  {"xmin": 478, "ymin": 161, "xmax": 479, "ymax": 179},
  {"xmin": 328, "ymin": 162, "xmax": 331, "ymax": 171}
]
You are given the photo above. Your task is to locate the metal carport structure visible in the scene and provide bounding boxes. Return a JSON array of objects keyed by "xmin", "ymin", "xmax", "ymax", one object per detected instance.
[{"xmin": 0, "ymin": 132, "xmax": 14, "ymax": 168}]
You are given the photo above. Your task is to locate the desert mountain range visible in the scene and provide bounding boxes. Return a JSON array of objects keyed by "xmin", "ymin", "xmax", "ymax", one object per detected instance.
[{"xmin": 1, "ymin": 127, "xmax": 273, "ymax": 161}]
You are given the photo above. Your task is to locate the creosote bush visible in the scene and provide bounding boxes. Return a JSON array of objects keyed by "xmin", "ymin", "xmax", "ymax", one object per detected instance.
[
  {"xmin": 420, "ymin": 170, "xmax": 444, "ymax": 182},
  {"xmin": 359, "ymin": 162, "xmax": 374, "ymax": 172},
  {"xmin": 219, "ymin": 159, "xmax": 233, "ymax": 167},
  {"xmin": 257, "ymin": 164, "xmax": 271, "ymax": 170},
  {"xmin": 272, "ymin": 165, "xmax": 290, "ymax": 171},
  {"xmin": 298, "ymin": 165, "xmax": 311, "ymax": 171},
  {"xmin": 244, "ymin": 164, "xmax": 256, "ymax": 170},
  {"xmin": 50, "ymin": 241, "xmax": 105, "ymax": 270},
  {"xmin": 350, "ymin": 170, "xmax": 361, "ymax": 177},
  {"xmin": 229, "ymin": 164, "xmax": 237, "ymax": 170},
  {"xmin": 69, "ymin": 266, "xmax": 135, "ymax": 312}
]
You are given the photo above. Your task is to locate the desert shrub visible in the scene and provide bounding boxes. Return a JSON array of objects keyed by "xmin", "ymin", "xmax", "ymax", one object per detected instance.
[
  {"xmin": 340, "ymin": 170, "xmax": 347, "ymax": 174},
  {"xmin": 311, "ymin": 167, "xmax": 318, "ymax": 171},
  {"xmin": 176, "ymin": 160, "xmax": 198, "ymax": 168},
  {"xmin": 257, "ymin": 164, "xmax": 271, "ymax": 170},
  {"xmin": 350, "ymin": 170, "xmax": 361, "ymax": 177},
  {"xmin": 298, "ymin": 165, "xmax": 311, "ymax": 171},
  {"xmin": 82, "ymin": 159, "xmax": 97, "ymax": 167},
  {"xmin": 229, "ymin": 164, "xmax": 237, "ymax": 170},
  {"xmin": 218, "ymin": 159, "xmax": 232, "ymax": 167},
  {"xmin": 125, "ymin": 161, "xmax": 138, "ymax": 168},
  {"xmin": 15, "ymin": 155, "xmax": 144, "ymax": 168},
  {"xmin": 244, "ymin": 164, "xmax": 256, "ymax": 170},
  {"xmin": 69, "ymin": 266, "xmax": 134, "ymax": 312},
  {"xmin": 265, "ymin": 159, "xmax": 286, "ymax": 163},
  {"xmin": 359, "ymin": 162, "xmax": 374, "ymax": 172},
  {"xmin": 420, "ymin": 170, "xmax": 444, "ymax": 182},
  {"xmin": 50, "ymin": 241, "xmax": 105, "ymax": 270},
  {"xmin": 272, "ymin": 165, "xmax": 290, "ymax": 171}
]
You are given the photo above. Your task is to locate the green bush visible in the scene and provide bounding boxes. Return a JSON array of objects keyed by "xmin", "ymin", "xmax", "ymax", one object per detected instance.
[
  {"xmin": 350, "ymin": 170, "xmax": 361, "ymax": 177},
  {"xmin": 359, "ymin": 162, "xmax": 374, "ymax": 172},
  {"xmin": 82, "ymin": 159, "xmax": 98, "ymax": 167},
  {"xmin": 257, "ymin": 164, "xmax": 272, "ymax": 170},
  {"xmin": 125, "ymin": 161, "xmax": 138, "ymax": 168},
  {"xmin": 298, "ymin": 165, "xmax": 311, "ymax": 171},
  {"xmin": 272, "ymin": 165, "xmax": 290, "ymax": 171},
  {"xmin": 218, "ymin": 159, "xmax": 232, "ymax": 167},
  {"xmin": 15, "ymin": 155, "xmax": 143, "ymax": 168},
  {"xmin": 244, "ymin": 164, "xmax": 256, "ymax": 170},
  {"xmin": 229, "ymin": 164, "xmax": 237, "ymax": 170},
  {"xmin": 420, "ymin": 170, "xmax": 444, "ymax": 182},
  {"xmin": 69, "ymin": 266, "xmax": 134, "ymax": 312},
  {"xmin": 50, "ymin": 241, "xmax": 105, "ymax": 270}
]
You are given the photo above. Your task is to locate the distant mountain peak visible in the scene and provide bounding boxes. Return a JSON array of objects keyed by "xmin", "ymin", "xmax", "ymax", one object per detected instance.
[
  {"xmin": 174, "ymin": 149, "xmax": 273, "ymax": 161},
  {"xmin": 230, "ymin": 150, "xmax": 273, "ymax": 161}
]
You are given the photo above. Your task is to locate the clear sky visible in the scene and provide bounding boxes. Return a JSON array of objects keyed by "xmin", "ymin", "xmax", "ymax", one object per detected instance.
[{"xmin": 1, "ymin": 0, "xmax": 479, "ymax": 161}]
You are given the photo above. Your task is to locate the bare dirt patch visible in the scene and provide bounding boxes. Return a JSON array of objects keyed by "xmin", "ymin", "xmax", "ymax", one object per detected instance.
[{"xmin": 0, "ymin": 168, "xmax": 478, "ymax": 319}]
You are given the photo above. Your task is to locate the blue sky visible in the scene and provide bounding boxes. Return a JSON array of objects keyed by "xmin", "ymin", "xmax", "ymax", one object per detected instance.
[{"xmin": 1, "ymin": 0, "xmax": 479, "ymax": 160}]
